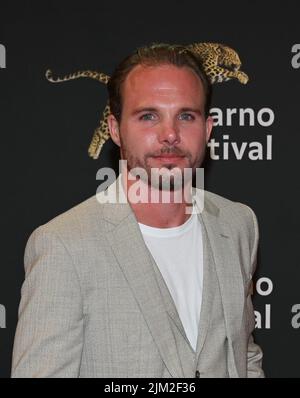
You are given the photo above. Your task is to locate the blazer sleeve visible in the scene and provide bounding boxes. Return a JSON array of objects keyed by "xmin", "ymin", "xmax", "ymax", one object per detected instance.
[
  {"xmin": 11, "ymin": 226, "xmax": 84, "ymax": 377},
  {"xmin": 245, "ymin": 206, "xmax": 265, "ymax": 378}
]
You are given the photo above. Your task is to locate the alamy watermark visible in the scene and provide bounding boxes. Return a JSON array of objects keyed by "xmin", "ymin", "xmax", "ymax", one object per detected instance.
[
  {"xmin": 0, "ymin": 304, "xmax": 6, "ymax": 328},
  {"xmin": 0, "ymin": 43, "xmax": 6, "ymax": 69},
  {"xmin": 291, "ymin": 44, "xmax": 300, "ymax": 69},
  {"xmin": 96, "ymin": 160, "xmax": 205, "ymax": 214}
]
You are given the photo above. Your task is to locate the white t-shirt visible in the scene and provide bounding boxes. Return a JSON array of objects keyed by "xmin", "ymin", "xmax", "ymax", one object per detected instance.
[{"xmin": 138, "ymin": 210, "xmax": 203, "ymax": 351}]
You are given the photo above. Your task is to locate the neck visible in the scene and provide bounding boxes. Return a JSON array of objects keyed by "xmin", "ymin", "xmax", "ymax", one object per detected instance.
[{"xmin": 121, "ymin": 169, "xmax": 193, "ymax": 228}]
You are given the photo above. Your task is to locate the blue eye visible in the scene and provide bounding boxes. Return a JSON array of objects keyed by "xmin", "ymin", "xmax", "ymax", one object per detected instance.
[
  {"xmin": 179, "ymin": 113, "xmax": 195, "ymax": 121},
  {"xmin": 140, "ymin": 113, "xmax": 155, "ymax": 121}
]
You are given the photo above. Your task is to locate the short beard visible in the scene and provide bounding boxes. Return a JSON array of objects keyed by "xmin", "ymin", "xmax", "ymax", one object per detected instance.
[{"xmin": 120, "ymin": 138, "xmax": 205, "ymax": 192}]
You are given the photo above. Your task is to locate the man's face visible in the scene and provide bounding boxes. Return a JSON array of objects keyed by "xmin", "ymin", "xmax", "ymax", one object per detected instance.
[{"xmin": 109, "ymin": 64, "xmax": 213, "ymax": 190}]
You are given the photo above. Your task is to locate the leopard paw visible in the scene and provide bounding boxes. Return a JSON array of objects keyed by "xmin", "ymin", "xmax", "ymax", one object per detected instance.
[{"xmin": 237, "ymin": 71, "xmax": 249, "ymax": 84}]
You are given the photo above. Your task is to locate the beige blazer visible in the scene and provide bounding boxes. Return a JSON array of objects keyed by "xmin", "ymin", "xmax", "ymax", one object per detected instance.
[{"xmin": 11, "ymin": 175, "xmax": 264, "ymax": 377}]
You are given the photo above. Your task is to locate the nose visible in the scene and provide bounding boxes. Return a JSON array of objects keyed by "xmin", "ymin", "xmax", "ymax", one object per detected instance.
[{"xmin": 157, "ymin": 119, "xmax": 180, "ymax": 146}]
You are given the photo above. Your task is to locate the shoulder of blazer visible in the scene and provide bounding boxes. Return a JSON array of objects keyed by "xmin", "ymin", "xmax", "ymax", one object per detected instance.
[
  {"xmin": 32, "ymin": 194, "xmax": 108, "ymax": 249},
  {"xmin": 195, "ymin": 188, "xmax": 258, "ymax": 252},
  {"xmin": 200, "ymin": 189, "xmax": 259, "ymax": 274},
  {"xmin": 200, "ymin": 189, "xmax": 257, "ymax": 230}
]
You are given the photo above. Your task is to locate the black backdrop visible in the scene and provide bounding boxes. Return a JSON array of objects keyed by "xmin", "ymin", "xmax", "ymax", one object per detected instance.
[{"xmin": 0, "ymin": 0, "xmax": 300, "ymax": 378}]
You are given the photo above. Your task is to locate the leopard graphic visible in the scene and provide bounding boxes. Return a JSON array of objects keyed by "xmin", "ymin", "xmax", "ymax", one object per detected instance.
[{"xmin": 46, "ymin": 42, "xmax": 249, "ymax": 159}]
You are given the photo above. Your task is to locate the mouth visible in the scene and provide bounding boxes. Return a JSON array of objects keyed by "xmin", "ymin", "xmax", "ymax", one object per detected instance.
[
  {"xmin": 152, "ymin": 153, "xmax": 185, "ymax": 159},
  {"xmin": 152, "ymin": 155, "xmax": 185, "ymax": 163}
]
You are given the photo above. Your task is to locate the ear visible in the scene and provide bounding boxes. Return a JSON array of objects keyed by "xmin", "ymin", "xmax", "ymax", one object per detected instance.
[
  {"xmin": 107, "ymin": 114, "xmax": 121, "ymax": 147},
  {"xmin": 205, "ymin": 116, "xmax": 214, "ymax": 142}
]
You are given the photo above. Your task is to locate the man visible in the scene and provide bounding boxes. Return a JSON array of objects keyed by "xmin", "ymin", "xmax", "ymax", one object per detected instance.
[{"xmin": 12, "ymin": 44, "xmax": 264, "ymax": 378}]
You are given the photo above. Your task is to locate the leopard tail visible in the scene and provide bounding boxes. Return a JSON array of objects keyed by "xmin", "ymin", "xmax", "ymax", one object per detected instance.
[{"xmin": 45, "ymin": 69, "xmax": 110, "ymax": 84}]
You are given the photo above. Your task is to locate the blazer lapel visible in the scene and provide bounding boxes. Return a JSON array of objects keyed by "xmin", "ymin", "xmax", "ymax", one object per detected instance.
[
  {"xmin": 100, "ymin": 177, "xmax": 184, "ymax": 378},
  {"xmin": 194, "ymin": 211, "xmax": 218, "ymax": 358},
  {"xmin": 194, "ymin": 190, "xmax": 244, "ymax": 376}
]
